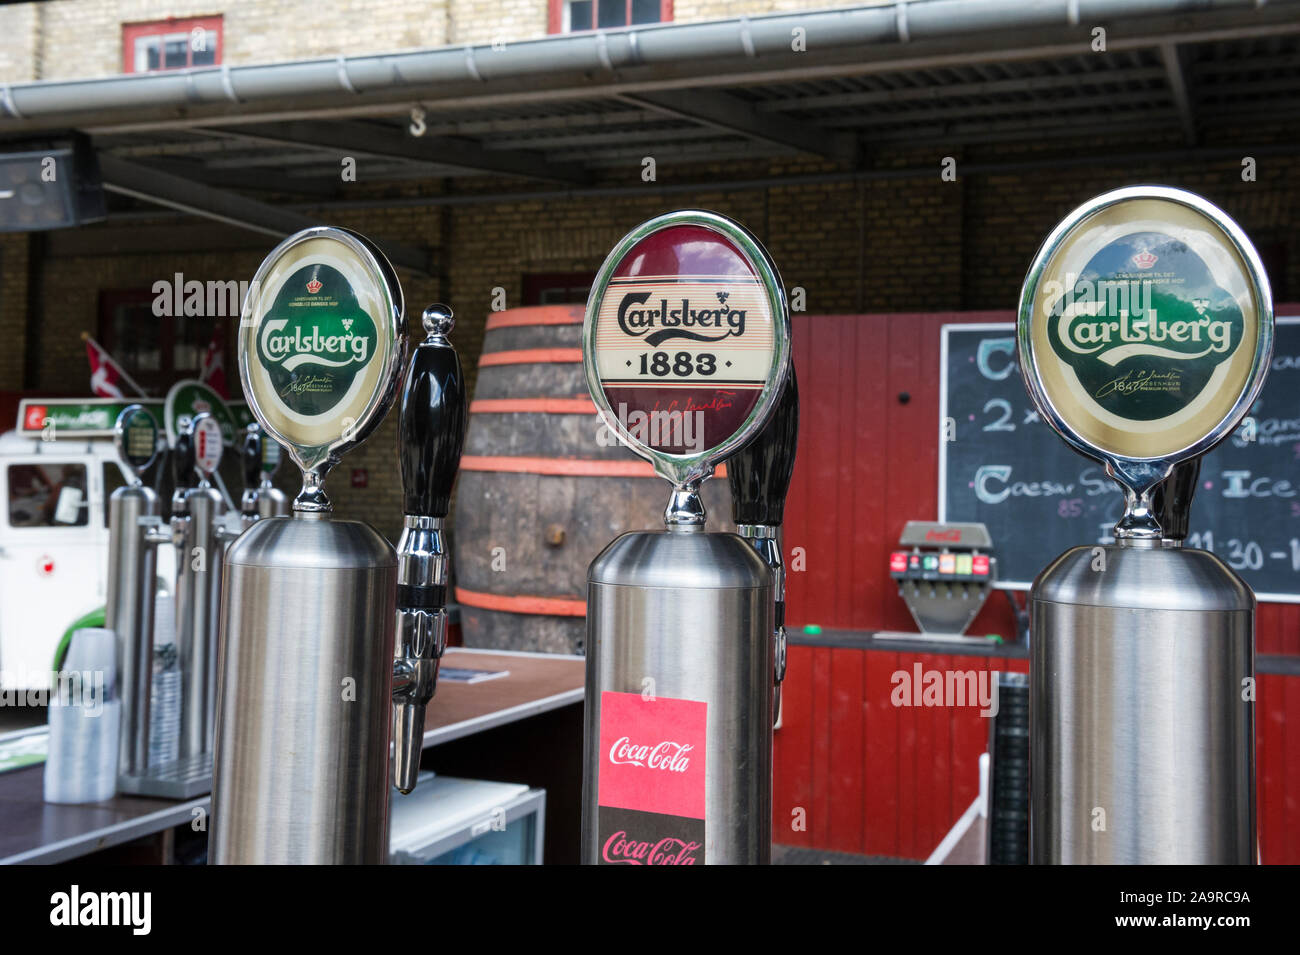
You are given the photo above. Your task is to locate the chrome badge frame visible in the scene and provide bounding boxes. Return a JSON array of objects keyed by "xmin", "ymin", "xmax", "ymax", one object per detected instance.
[
  {"xmin": 238, "ymin": 226, "xmax": 406, "ymax": 512},
  {"xmin": 1017, "ymin": 185, "xmax": 1273, "ymax": 538},
  {"xmin": 583, "ymin": 210, "xmax": 792, "ymax": 510}
]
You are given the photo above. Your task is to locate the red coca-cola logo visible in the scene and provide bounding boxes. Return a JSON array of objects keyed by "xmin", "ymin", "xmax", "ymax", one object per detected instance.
[
  {"xmin": 601, "ymin": 831, "xmax": 702, "ymax": 865},
  {"xmin": 607, "ymin": 736, "xmax": 694, "ymax": 772}
]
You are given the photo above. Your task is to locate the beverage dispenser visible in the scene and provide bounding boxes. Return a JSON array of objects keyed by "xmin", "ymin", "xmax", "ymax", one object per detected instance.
[
  {"xmin": 210, "ymin": 226, "xmax": 466, "ymax": 863},
  {"xmin": 1018, "ymin": 186, "xmax": 1271, "ymax": 864},
  {"xmin": 580, "ymin": 210, "xmax": 794, "ymax": 865}
]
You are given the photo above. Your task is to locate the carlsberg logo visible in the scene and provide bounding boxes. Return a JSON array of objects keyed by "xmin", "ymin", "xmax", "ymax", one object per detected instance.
[
  {"xmin": 253, "ymin": 262, "xmax": 380, "ymax": 417},
  {"xmin": 259, "ymin": 320, "xmax": 370, "ymax": 370},
  {"xmin": 1042, "ymin": 276, "xmax": 1234, "ymax": 365},
  {"xmin": 1039, "ymin": 231, "xmax": 1247, "ymax": 423}
]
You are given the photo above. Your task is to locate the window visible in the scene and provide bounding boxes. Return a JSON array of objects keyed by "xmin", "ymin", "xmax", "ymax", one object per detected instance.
[
  {"xmin": 98, "ymin": 289, "xmax": 226, "ymax": 393},
  {"xmin": 523, "ymin": 272, "xmax": 596, "ymax": 306},
  {"xmin": 8, "ymin": 464, "xmax": 89, "ymax": 528},
  {"xmin": 550, "ymin": 0, "xmax": 671, "ymax": 33},
  {"xmin": 123, "ymin": 16, "xmax": 222, "ymax": 74}
]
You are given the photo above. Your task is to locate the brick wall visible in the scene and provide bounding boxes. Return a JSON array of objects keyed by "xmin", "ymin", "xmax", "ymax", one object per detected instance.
[
  {"xmin": 0, "ymin": 0, "xmax": 901, "ymax": 81},
  {"xmin": 0, "ymin": 235, "xmax": 29, "ymax": 388},
  {"xmin": 19, "ymin": 0, "xmax": 450, "ymax": 81},
  {"xmin": 0, "ymin": 4, "xmax": 39, "ymax": 81}
]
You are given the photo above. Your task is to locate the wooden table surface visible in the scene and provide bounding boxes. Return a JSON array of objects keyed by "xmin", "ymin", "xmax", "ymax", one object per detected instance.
[{"xmin": 0, "ymin": 648, "xmax": 585, "ymax": 864}]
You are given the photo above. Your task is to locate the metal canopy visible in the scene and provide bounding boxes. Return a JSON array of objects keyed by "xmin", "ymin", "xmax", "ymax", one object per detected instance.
[
  {"xmin": 0, "ymin": 0, "xmax": 1296, "ymax": 260},
  {"xmin": 83, "ymin": 30, "xmax": 1300, "ymax": 189}
]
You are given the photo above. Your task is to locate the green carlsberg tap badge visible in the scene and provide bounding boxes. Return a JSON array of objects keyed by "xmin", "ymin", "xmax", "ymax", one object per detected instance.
[
  {"xmin": 239, "ymin": 227, "xmax": 404, "ymax": 489},
  {"xmin": 1020, "ymin": 188, "xmax": 1271, "ymax": 465},
  {"xmin": 255, "ymin": 263, "xmax": 379, "ymax": 417},
  {"xmin": 1042, "ymin": 232, "xmax": 1245, "ymax": 421}
]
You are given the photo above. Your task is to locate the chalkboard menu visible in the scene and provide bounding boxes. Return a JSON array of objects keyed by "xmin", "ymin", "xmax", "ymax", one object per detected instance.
[{"xmin": 940, "ymin": 318, "xmax": 1300, "ymax": 601}]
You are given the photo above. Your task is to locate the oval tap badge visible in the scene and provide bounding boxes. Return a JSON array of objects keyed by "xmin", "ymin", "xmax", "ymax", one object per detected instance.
[
  {"xmin": 190, "ymin": 413, "xmax": 224, "ymax": 478},
  {"xmin": 584, "ymin": 210, "xmax": 791, "ymax": 485},
  {"xmin": 1019, "ymin": 186, "xmax": 1273, "ymax": 466},
  {"xmin": 239, "ymin": 227, "xmax": 405, "ymax": 480}
]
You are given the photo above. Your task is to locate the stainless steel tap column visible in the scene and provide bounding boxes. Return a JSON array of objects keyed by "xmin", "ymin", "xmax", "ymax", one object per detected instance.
[
  {"xmin": 1018, "ymin": 187, "xmax": 1272, "ymax": 864},
  {"xmin": 392, "ymin": 305, "xmax": 467, "ymax": 794},
  {"xmin": 175, "ymin": 413, "xmax": 226, "ymax": 759},
  {"xmin": 212, "ymin": 226, "xmax": 415, "ymax": 864},
  {"xmin": 580, "ymin": 211, "xmax": 793, "ymax": 865},
  {"xmin": 106, "ymin": 405, "xmax": 164, "ymax": 778}
]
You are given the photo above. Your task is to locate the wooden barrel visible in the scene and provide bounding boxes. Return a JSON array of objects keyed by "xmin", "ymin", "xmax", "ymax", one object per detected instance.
[{"xmin": 452, "ymin": 305, "xmax": 732, "ymax": 654}]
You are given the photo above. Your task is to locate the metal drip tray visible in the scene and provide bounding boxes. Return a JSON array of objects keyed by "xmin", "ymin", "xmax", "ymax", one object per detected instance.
[{"xmin": 118, "ymin": 751, "xmax": 212, "ymax": 799}]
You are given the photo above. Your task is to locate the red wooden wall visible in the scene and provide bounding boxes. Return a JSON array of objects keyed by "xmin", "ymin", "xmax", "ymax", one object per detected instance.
[{"xmin": 774, "ymin": 312, "xmax": 1300, "ymax": 864}]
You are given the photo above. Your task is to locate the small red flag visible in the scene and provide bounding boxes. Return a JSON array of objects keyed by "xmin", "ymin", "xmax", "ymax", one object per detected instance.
[{"xmin": 200, "ymin": 330, "xmax": 228, "ymax": 398}]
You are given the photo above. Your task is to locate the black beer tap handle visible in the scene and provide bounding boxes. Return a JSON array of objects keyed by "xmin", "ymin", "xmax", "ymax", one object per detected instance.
[
  {"xmin": 172, "ymin": 424, "xmax": 194, "ymax": 485},
  {"xmin": 241, "ymin": 425, "xmax": 263, "ymax": 492},
  {"xmin": 728, "ymin": 369, "xmax": 800, "ymax": 528},
  {"xmin": 1152, "ymin": 458, "xmax": 1201, "ymax": 542},
  {"xmin": 396, "ymin": 304, "xmax": 467, "ymax": 612},
  {"xmin": 400, "ymin": 305, "xmax": 467, "ymax": 523},
  {"xmin": 393, "ymin": 305, "xmax": 467, "ymax": 794}
]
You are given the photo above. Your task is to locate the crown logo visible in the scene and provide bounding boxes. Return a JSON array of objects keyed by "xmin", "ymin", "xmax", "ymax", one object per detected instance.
[
  {"xmin": 1131, "ymin": 251, "xmax": 1158, "ymax": 270},
  {"xmin": 306, "ymin": 279, "xmax": 323, "ymax": 293}
]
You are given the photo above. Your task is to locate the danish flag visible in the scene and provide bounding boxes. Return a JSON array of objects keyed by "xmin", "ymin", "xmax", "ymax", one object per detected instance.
[{"xmin": 200, "ymin": 330, "xmax": 228, "ymax": 397}]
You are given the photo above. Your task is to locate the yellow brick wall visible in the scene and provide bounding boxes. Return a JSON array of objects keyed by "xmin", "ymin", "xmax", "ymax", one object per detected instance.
[
  {"xmin": 24, "ymin": 0, "xmax": 449, "ymax": 81},
  {"xmin": 0, "ymin": 0, "xmax": 901, "ymax": 82},
  {"xmin": 0, "ymin": 4, "xmax": 39, "ymax": 81},
  {"xmin": 448, "ymin": 0, "xmax": 547, "ymax": 45}
]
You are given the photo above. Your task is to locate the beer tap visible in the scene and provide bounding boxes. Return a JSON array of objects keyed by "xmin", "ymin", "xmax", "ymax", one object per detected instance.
[
  {"xmin": 392, "ymin": 304, "xmax": 467, "ymax": 795},
  {"xmin": 1151, "ymin": 458, "xmax": 1200, "ymax": 544},
  {"xmin": 235, "ymin": 423, "xmax": 289, "ymax": 527},
  {"xmin": 728, "ymin": 369, "xmax": 799, "ymax": 725},
  {"xmin": 238, "ymin": 424, "xmax": 262, "ymax": 529},
  {"xmin": 170, "ymin": 416, "xmax": 194, "ymax": 531}
]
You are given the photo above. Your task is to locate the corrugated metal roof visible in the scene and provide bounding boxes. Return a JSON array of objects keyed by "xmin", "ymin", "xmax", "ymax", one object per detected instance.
[{"xmin": 80, "ymin": 28, "xmax": 1297, "ymax": 195}]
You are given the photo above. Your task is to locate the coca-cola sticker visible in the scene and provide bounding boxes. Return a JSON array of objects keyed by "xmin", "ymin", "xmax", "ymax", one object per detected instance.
[{"xmin": 597, "ymin": 691, "xmax": 707, "ymax": 865}]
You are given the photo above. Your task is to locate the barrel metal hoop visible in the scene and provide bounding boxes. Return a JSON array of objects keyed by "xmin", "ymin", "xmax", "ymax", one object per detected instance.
[{"xmin": 455, "ymin": 586, "xmax": 586, "ymax": 617}]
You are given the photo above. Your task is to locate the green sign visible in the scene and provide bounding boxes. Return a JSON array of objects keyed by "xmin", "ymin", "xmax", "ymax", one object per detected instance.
[
  {"xmin": 164, "ymin": 379, "xmax": 236, "ymax": 447},
  {"xmin": 253, "ymin": 263, "xmax": 379, "ymax": 418},
  {"xmin": 18, "ymin": 399, "xmax": 164, "ymax": 437},
  {"xmin": 1044, "ymin": 232, "xmax": 1246, "ymax": 423}
]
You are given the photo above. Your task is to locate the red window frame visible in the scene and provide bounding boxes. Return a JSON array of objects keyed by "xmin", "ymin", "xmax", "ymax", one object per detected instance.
[
  {"xmin": 122, "ymin": 16, "xmax": 223, "ymax": 74},
  {"xmin": 522, "ymin": 271, "xmax": 598, "ymax": 306},
  {"xmin": 548, "ymin": 0, "xmax": 673, "ymax": 34}
]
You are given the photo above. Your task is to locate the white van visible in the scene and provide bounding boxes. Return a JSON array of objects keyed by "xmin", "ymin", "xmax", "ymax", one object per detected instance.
[{"xmin": 0, "ymin": 400, "xmax": 181, "ymax": 692}]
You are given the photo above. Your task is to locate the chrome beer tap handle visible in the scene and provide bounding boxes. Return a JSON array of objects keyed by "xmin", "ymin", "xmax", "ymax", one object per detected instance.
[
  {"xmin": 727, "ymin": 370, "xmax": 799, "ymax": 726},
  {"xmin": 393, "ymin": 304, "xmax": 467, "ymax": 794}
]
